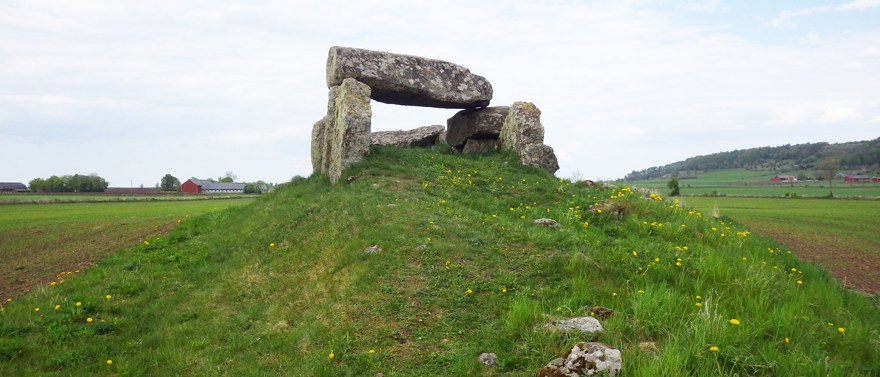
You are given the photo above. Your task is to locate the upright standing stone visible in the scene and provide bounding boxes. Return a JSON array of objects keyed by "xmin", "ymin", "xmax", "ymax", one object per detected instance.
[
  {"xmin": 326, "ymin": 46, "xmax": 493, "ymax": 109},
  {"xmin": 499, "ymin": 101, "xmax": 544, "ymax": 153},
  {"xmin": 445, "ymin": 106, "xmax": 509, "ymax": 150},
  {"xmin": 311, "ymin": 86, "xmax": 340, "ymax": 173},
  {"xmin": 327, "ymin": 78, "xmax": 372, "ymax": 184},
  {"xmin": 499, "ymin": 101, "xmax": 559, "ymax": 174}
]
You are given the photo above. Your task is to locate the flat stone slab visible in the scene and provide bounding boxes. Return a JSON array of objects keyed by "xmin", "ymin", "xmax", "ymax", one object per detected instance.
[
  {"xmin": 446, "ymin": 106, "xmax": 509, "ymax": 149},
  {"xmin": 544, "ymin": 316, "xmax": 603, "ymax": 334},
  {"xmin": 326, "ymin": 46, "xmax": 493, "ymax": 109},
  {"xmin": 371, "ymin": 125, "xmax": 445, "ymax": 148}
]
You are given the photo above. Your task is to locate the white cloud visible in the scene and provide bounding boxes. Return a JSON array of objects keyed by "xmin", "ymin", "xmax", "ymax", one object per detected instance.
[
  {"xmin": 836, "ymin": 0, "xmax": 880, "ymax": 11},
  {"xmin": 817, "ymin": 105, "xmax": 865, "ymax": 123},
  {"xmin": 767, "ymin": 0, "xmax": 880, "ymax": 28}
]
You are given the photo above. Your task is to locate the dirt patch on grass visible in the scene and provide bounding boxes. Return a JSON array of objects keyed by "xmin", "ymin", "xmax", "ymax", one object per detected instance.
[
  {"xmin": 0, "ymin": 221, "xmax": 177, "ymax": 302},
  {"xmin": 743, "ymin": 223, "xmax": 879, "ymax": 295}
]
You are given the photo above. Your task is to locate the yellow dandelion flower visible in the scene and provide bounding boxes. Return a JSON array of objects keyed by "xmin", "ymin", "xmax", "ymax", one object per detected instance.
[
  {"xmin": 709, "ymin": 345, "xmax": 719, "ymax": 352},
  {"xmin": 676, "ymin": 262, "xmax": 682, "ymax": 267},
  {"xmin": 106, "ymin": 359, "xmax": 113, "ymax": 365},
  {"xmin": 328, "ymin": 352, "xmax": 335, "ymax": 359},
  {"xmin": 632, "ymin": 251, "xmax": 638, "ymax": 256},
  {"xmin": 654, "ymin": 257, "xmax": 660, "ymax": 263},
  {"xmin": 4, "ymin": 298, "xmax": 10, "ymax": 302},
  {"xmin": 54, "ymin": 304, "xmax": 61, "ymax": 310},
  {"xmin": 838, "ymin": 327, "xmax": 845, "ymax": 334},
  {"xmin": 695, "ymin": 295, "xmax": 702, "ymax": 299},
  {"xmin": 464, "ymin": 288, "xmax": 474, "ymax": 295},
  {"xmin": 87, "ymin": 317, "xmax": 94, "ymax": 323},
  {"xmin": 695, "ymin": 302, "xmax": 702, "ymax": 307},
  {"xmin": 638, "ymin": 290, "xmax": 645, "ymax": 294},
  {"xmin": 105, "ymin": 295, "xmax": 112, "ymax": 300},
  {"xmin": 76, "ymin": 301, "xmax": 82, "ymax": 307},
  {"xmin": 729, "ymin": 319, "xmax": 740, "ymax": 325},
  {"xmin": 34, "ymin": 307, "xmax": 40, "ymax": 312},
  {"xmin": 501, "ymin": 288, "xmax": 507, "ymax": 293},
  {"xmin": 827, "ymin": 322, "xmax": 834, "ymax": 326},
  {"xmin": 797, "ymin": 280, "xmax": 803, "ymax": 285},
  {"xmin": 784, "ymin": 337, "xmax": 790, "ymax": 343},
  {"xmin": 369, "ymin": 349, "xmax": 376, "ymax": 354},
  {"xmin": 269, "ymin": 242, "xmax": 275, "ymax": 248}
]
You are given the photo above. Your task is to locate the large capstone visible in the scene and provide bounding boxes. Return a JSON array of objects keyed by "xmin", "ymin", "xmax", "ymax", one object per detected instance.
[
  {"xmin": 326, "ymin": 46, "xmax": 493, "ymax": 109},
  {"xmin": 311, "ymin": 78, "xmax": 372, "ymax": 184},
  {"xmin": 371, "ymin": 125, "xmax": 445, "ymax": 148},
  {"xmin": 446, "ymin": 106, "xmax": 509, "ymax": 150}
]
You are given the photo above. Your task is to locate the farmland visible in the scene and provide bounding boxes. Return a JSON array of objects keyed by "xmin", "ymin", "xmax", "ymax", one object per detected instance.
[
  {"xmin": 0, "ymin": 197, "xmax": 254, "ymax": 299},
  {"xmin": 628, "ymin": 168, "xmax": 880, "ymax": 198},
  {"xmin": 682, "ymin": 196, "xmax": 880, "ymax": 293}
]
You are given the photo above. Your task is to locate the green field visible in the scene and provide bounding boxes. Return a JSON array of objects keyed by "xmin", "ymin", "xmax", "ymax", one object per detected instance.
[
  {"xmin": 0, "ymin": 193, "xmax": 251, "ymax": 204},
  {"xmin": 680, "ymin": 196, "xmax": 880, "ymax": 293},
  {"xmin": 0, "ymin": 198, "xmax": 254, "ymax": 299},
  {"xmin": 0, "ymin": 148, "xmax": 877, "ymax": 376},
  {"xmin": 629, "ymin": 168, "xmax": 880, "ymax": 197}
]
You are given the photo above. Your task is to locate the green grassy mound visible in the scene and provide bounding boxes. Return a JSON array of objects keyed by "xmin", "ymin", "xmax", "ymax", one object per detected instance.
[{"xmin": 1, "ymin": 146, "xmax": 878, "ymax": 376}]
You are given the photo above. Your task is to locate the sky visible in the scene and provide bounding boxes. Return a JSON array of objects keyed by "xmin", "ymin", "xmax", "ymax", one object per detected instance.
[{"xmin": 1, "ymin": 0, "xmax": 879, "ymax": 187}]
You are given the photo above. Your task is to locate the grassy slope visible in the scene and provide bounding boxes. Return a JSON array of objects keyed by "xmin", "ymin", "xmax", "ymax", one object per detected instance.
[{"xmin": 0, "ymin": 147, "xmax": 878, "ymax": 376}]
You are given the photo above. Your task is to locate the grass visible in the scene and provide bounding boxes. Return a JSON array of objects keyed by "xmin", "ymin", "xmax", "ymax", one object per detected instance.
[
  {"xmin": 0, "ymin": 146, "xmax": 877, "ymax": 376},
  {"xmin": 0, "ymin": 193, "xmax": 251, "ymax": 204},
  {"xmin": 0, "ymin": 198, "xmax": 254, "ymax": 299}
]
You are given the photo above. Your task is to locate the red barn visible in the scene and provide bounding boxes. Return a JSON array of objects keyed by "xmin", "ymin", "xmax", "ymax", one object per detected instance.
[
  {"xmin": 843, "ymin": 175, "xmax": 871, "ymax": 183},
  {"xmin": 181, "ymin": 178, "xmax": 246, "ymax": 193}
]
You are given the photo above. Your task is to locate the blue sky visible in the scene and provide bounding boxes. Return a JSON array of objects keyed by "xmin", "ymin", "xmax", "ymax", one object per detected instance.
[{"xmin": 1, "ymin": 0, "xmax": 878, "ymax": 186}]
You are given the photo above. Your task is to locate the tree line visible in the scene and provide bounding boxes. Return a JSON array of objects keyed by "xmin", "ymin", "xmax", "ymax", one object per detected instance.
[
  {"xmin": 28, "ymin": 174, "xmax": 109, "ymax": 193},
  {"xmin": 625, "ymin": 138, "xmax": 880, "ymax": 181}
]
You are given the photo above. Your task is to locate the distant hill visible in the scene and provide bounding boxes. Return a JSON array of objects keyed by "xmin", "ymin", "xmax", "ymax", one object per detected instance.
[{"xmin": 624, "ymin": 137, "xmax": 880, "ymax": 181}]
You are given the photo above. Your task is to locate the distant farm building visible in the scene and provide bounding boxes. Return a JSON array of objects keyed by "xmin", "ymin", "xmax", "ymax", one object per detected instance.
[
  {"xmin": 843, "ymin": 175, "xmax": 871, "ymax": 183},
  {"xmin": 0, "ymin": 182, "xmax": 28, "ymax": 192},
  {"xmin": 181, "ymin": 178, "xmax": 246, "ymax": 194},
  {"xmin": 874, "ymin": 177, "xmax": 880, "ymax": 183},
  {"xmin": 771, "ymin": 175, "xmax": 797, "ymax": 182}
]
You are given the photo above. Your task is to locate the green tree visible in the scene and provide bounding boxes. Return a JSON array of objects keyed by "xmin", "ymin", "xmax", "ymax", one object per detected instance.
[
  {"xmin": 817, "ymin": 157, "xmax": 840, "ymax": 197},
  {"xmin": 161, "ymin": 174, "xmax": 181, "ymax": 191},
  {"xmin": 667, "ymin": 176, "xmax": 681, "ymax": 197},
  {"xmin": 219, "ymin": 171, "xmax": 237, "ymax": 183}
]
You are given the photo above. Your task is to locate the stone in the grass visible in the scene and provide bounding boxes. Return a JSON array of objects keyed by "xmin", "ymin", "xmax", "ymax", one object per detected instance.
[
  {"xmin": 363, "ymin": 245, "xmax": 381, "ymax": 254},
  {"xmin": 544, "ymin": 317, "xmax": 603, "ymax": 334},
  {"xmin": 477, "ymin": 352, "xmax": 498, "ymax": 367},
  {"xmin": 536, "ymin": 342, "xmax": 622, "ymax": 377},
  {"xmin": 533, "ymin": 218, "xmax": 560, "ymax": 229}
]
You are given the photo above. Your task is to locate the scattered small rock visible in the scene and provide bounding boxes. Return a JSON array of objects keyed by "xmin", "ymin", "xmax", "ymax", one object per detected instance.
[
  {"xmin": 586, "ymin": 305, "xmax": 614, "ymax": 320},
  {"xmin": 533, "ymin": 218, "xmax": 560, "ymax": 229},
  {"xmin": 386, "ymin": 203, "xmax": 397, "ymax": 208},
  {"xmin": 544, "ymin": 317, "xmax": 603, "ymax": 334},
  {"xmin": 537, "ymin": 342, "xmax": 622, "ymax": 377},
  {"xmin": 346, "ymin": 175, "xmax": 361, "ymax": 184},
  {"xmin": 363, "ymin": 245, "xmax": 382, "ymax": 254},
  {"xmin": 478, "ymin": 352, "xmax": 498, "ymax": 367},
  {"xmin": 638, "ymin": 342, "xmax": 658, "ymax": 352},
  {"xmin": 416, "ymin": 244, "xmax": 427, "ymax": 250}
]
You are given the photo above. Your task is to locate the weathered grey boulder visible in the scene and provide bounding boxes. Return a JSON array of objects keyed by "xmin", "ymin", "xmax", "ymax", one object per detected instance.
[
  {"xmin": 312, "ymin": 86, "xmax": 340, "ymax": 173},
  {"xmin": 326, "ymin": 46, "xmax": 493, "ymax": 109},
  {"xmin": 477, "ymin": 352, "xmax": 498, "ymax": 367},
  {"xmin": 537, "ymin": 342, "xmax": 621, "ymax": 377},
  {"xmin": 499, "ymin": 102, "xmax": 559, "ymax": 174},
  {"xmin": 544, "ymin": 317, "xmax": 603, "ymax": 334},
  {"xmin": 311, "ymin": 78, "xmax": 372, "ymax": 184},
  {"xmin": 521, "ymin": 144, "xmax": 559, "ymax": 174},
  {"xmin": 499, "ymin": 101, "xmax": 544, "ymax": 152},
  {"xmin": 533, "ymin": 218, "xmax": 560, "ymax": 229},
  {"xmin": 461, "ymin": 138, "xmax": 498, "ymax": 154},
  {"xmin": 446, "ymin": 106, "xmax": 509, "ymax": 149},
  {"xmin": 371, "ymin": 125, "xmax": 445, "ymax": 148}
]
